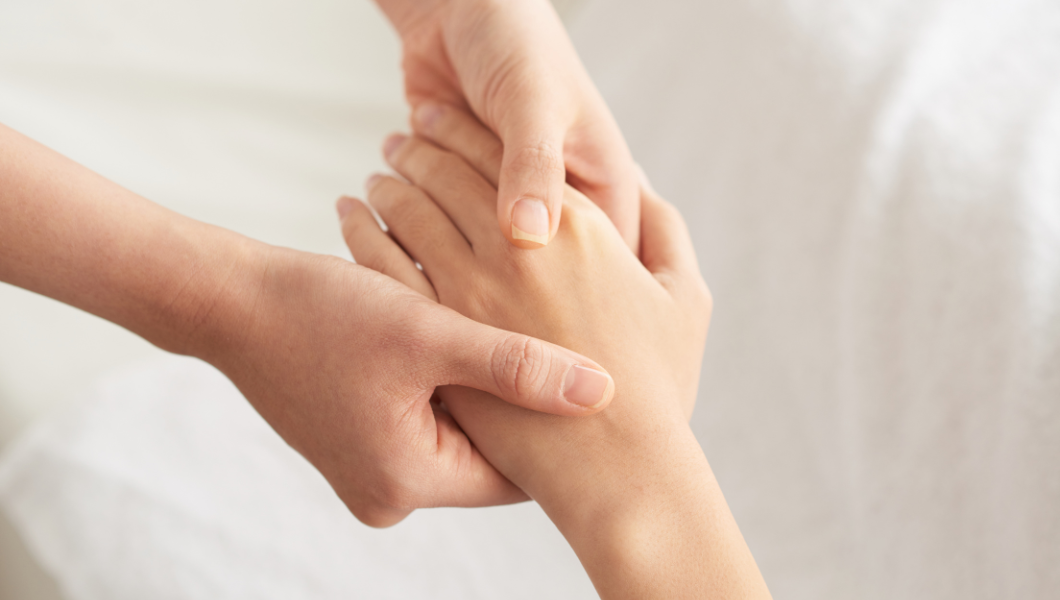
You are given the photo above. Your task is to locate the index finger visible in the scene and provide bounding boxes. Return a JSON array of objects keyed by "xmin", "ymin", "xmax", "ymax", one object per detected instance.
[{"xmin": 413, "ymin": 103, "xmax": 503, "ymax": 188}]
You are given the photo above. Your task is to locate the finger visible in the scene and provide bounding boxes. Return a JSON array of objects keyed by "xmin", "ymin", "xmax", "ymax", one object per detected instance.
[
  {"xmin": 637, "ymin": 166, "xmax": 706, "ymax": 286},
  {"xmin": 413, "ymin": 103, "xmax": 502, "ymax": 187},
  {"xmin": 432, "ymin": 309, "xmax": 615, "ymax": 416},
  {"xmin": 383, "ymin": 133, "xmax": 497, "ymax": 247},
  {"xmin": 425, "ymin": 399, "xmax": 529, "ymax": 507},
  {"xmin": 495, "ymin": 109, "xmax": 567, "ymax": 249},
  {"xmin": 350, "ymin": 400, "xmax": 525, "ymax": 528},
  {"xmin": 366, "ymin": 174, "xmax": 473, "ymax": 289},
  {"xmin": 562, "ymin": 114, "xmax": 642, "ymax": 252},
  {"xmin": 336, "ymin": 196, "xmax": 438, "ymax": 302}
]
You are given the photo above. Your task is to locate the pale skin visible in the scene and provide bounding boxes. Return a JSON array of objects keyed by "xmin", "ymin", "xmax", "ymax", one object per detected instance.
[
  {"xmin": 0, "ymin": 0, "xmax": 639, "ymax": 527},
  {"xmin": 380, "ymin": 0, "xmax": 640, "ymax": 250},
  {"xmin": 338, "ymin": 105, "xmax": 772, "ymax": 599}
]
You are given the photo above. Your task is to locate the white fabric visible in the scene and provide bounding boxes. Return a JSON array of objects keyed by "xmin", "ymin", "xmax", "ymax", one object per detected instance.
[
  {"xmin": 0, "ymin": 0, "xmax": 404, "ymax": 447},
  {"xmin": 0, "ymin": 357, "xmax": 592, "ymax": 599},
  {"xmin": 1, "ymin": 0, "xmax": 1058, "ymax": 598}
]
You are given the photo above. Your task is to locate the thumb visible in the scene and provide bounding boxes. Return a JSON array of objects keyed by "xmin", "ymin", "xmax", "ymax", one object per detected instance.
[
  {"xmin": 496, "ymin": 112, "xmax": 568, "ymax": 249},
  {"xmin": 434, "ymin": 311, "xmax": 615, "ymax": 416}
]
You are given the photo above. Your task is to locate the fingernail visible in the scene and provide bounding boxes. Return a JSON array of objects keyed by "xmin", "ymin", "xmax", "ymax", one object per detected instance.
[
  {"xmin": 511, "ymin": 198, "xmax": 550, "ymax": 246},
  {"xmin": 564, "ymin": 365, "xmax": 614, "ymax": 409},
  {"xmin": 383, "ymin": 134, "xmax": 407, "ymax": 159},
  {"xmin": 336, "ymin": 196, "xmax": 354, "ymax": 219},
  {"xmin": 414, "ymin": 103, "xmax": 443, "ymax": 130}
]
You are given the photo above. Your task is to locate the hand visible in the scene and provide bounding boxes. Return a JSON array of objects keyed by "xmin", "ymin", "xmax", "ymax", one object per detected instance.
[
  {"xmin": 0, "ymin": 122, "xmax": 616, "ymax": 533},
  {"xmin": 338, "ymin": 110, "xmax": 767, "ymax": 597},
  {"xmin": 345, "ymin": 112, "xmax": 709, "ymax": 506},
  {"xmin": 375, "ymin": 0, "xmax": 640, "ymax": 250},
  {"xmin": 208, "ymin": 245, "xmax": 617, "ymax": 528}
]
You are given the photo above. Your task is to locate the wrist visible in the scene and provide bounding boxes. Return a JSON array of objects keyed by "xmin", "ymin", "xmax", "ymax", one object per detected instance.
[
  {"xmin": 534, "ymin": 421, "xmax": 768, "ymax": 598},
  {"xmin": 140, "ymin": 220, "xmax": 273, "ymax": 366},
  {"xmin": 533, "ymin": 415, "xmax": 707, "ymax": 533}
]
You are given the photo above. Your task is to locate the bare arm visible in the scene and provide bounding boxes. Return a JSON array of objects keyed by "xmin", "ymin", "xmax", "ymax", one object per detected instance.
[
  {"xmin": 0, "ymin": 123, "xmax": 253, "ymax": 359},
  {"xmin": 0, "ymin": 122, "xmax": 615, "ymax": 527}
]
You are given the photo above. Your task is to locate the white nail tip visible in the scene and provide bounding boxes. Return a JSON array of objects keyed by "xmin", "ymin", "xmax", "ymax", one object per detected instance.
[{"xmin": 512, "ymin": 225, "xmax": 549, "ymax": 246}]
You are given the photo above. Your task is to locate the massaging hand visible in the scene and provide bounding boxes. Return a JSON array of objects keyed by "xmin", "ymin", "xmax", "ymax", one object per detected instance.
[
  {"xmin": 0, "ymin": 123, "xmax": 615, "ymax": 532},
  {"xmin": 338, "ymin": 107, "xmax": 771, "ymax": 598},
  {"xmin": 375, "ymin": 0, "xmax": 640, "ymax": 250},
  {"xmin": 214, "ymin": 248, "xmax": 616, "ymax": 528}
]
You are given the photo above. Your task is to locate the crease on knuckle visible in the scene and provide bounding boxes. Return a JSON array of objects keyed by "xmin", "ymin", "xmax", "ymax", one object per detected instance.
[
  {"xmin": 491, "ymin": 334, "xmax": 550, "ymax": 401},
  {"xmin": 510, "ymin": 140, "xmax": 564, "ymax": 183}
]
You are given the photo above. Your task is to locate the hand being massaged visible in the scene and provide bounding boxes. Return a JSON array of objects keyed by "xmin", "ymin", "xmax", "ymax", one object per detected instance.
[{"xmin": 336, "ymin": 106, "xmax": 771, "ymax": 599}]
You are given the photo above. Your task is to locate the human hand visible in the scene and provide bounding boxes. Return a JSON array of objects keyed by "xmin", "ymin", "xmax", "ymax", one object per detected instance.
[
  {"xmin": 343, "ymin": 110, "xmax": 709, "ymax": 502},
  {"xmin": 338, "ymin": 110, "xmax": 769, "ymax": 598},
  {"xmin": 374, "ymin": 0, "xmax": 640, "ymax": 250},
  {"xmin": 0, "ymin": 120, "xmax": 617, "ymax": 534},
  {"xmin": 203, "ymin": 244, "xmax": 616, "ymax": 528}
]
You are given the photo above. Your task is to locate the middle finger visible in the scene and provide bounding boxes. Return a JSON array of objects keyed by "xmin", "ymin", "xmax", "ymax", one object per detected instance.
[{"xmin": 384, "ymin": 134, "xmax": 498, "ymax": 249}]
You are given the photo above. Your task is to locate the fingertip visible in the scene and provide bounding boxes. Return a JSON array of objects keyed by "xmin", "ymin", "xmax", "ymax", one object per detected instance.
[
  {"xmin": 562, "ymin": 364, "xmax": 615, "ymax": 414},
  {"xmin": 336, "ymin": 196, "xmax": 357, "ymax": 220},
  {"xmin": 508, "ymin": 197, "xmax": 552, "ymax": 248},
  {"xmin": 383, "ymin": 133, "xmax": 409, "ymax": 160},
  {"xmin": 365, "ymin": 173, "xmax": 384, "ymax": 193}
]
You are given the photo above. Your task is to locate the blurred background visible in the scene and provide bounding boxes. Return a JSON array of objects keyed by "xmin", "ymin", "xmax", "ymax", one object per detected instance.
[{"xmin": 1, "ymin": 0, "xmax": 1057, "ymax": 598}]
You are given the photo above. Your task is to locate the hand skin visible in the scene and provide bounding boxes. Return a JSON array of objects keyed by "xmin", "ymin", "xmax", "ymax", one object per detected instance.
[
  {"xmin": 0, "ymin": 122, "xmax": 618, "ymax": 528},
  {"xmin": 338, "ymin": 108, "xmax": 771, "ymax": 598},
  {"xmin": 374, "ymin": 0, "xmax": 641, "ymax": 250}
]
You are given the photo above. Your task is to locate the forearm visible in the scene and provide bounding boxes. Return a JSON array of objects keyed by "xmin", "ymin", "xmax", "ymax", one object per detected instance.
[
  {"xmin": 538, "ymin": 423, "xmax": 770, "ymax": 599},
  {"xmin": 0, "ymin": 122, "xmax": 264, "ymax": 362},
  {"xmin": 443, "ymin": 384, "xmax": 770, "ymax": 599}
]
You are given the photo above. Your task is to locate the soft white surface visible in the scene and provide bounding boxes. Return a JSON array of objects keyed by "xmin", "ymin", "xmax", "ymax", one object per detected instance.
[
  {"xmin": 1, "ymin": 0, "xmax": 1059, "ymax": 598},
  {"xmin": 0, "ymin": 357, "xmax": 592, "ymax": 599},
  {"xmin": 0, "ymin": 0, "xmax": 408, "ymax": 596},
  {"xmin": 570, "ymin": 0, "xmax": 1060, "ymax": 597},
  {"xmin": 0, "ymin": 0, "xmax": 404, "ymax": 446}
]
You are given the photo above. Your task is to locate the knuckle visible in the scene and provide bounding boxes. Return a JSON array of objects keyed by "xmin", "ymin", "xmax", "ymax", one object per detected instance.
[
  {"xmin": 349, "ymin": 502, "xmax": 405, "ymax": 529},
  {"xmin": 511, "ymin": 141, "xmax": 564, "ymax": 179},
  {"xmin": 393, "ymin": 301, "xmax": 446, "ymax": 366},
  {"xmin": 491, "ymin": 334, "xmax": 552, "ymax": 400},
  {"xmin": 686, "ymin": 278, "xmax": 714, "ymax": 331},
  {"xmin": 343, "ymin": 219, "xmax": 378, "ymax": 251},
  {"xmin": 376, "ymin": 475, "xmax": 418, "ymax": 513},
  {"xmin": 407, "ymin": 140, "xmax": 455, "ymax": 178},
  {"xmin": 364, "ymin": 248, "xmax": 399, "ymax": 277},
  {"xmin": 460, "ymin": 273, "xmax": 499, "ymax": 320},
  {"xmin": 339, "ymin": 479, "xmax": 411, "ymax": 529}
]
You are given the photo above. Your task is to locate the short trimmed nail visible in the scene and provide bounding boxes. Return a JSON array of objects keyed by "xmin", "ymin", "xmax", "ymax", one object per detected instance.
[
  {"xmin": 511, "ymin": 198, "xmax": 550, "ymax": 246},
  {"xmin": 564, "ymin": 365, "xmax": 614, "ymax": 409},
  {"xmin": 336, "ymin": 197, "xmax": 354, "ymax": 219},
  {"xmin": 383, "ymin": 134, "xmax": 407, "ymax": 159},
  {"xmin": 415, "ymin": 103, "xmax": 443, "ymax": 130},
  {"xmin": 365, "ymin": 173, "xmax": 383, "ymax": 191}
]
